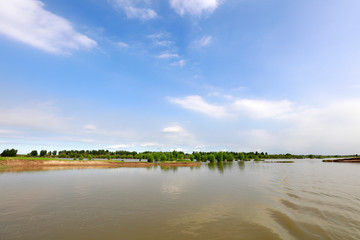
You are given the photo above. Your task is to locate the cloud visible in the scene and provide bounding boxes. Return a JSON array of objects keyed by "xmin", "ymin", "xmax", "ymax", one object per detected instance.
[
  {"xmin": 168, "ymin": 95, "xmax": 228, "ymax": 118},
  {"xmin": 171, "ymin": 59, "xmax": 186, "ymax": 67},
  {"xmin": 0, "ymin": 101, "xmax": 72, "ymax": 131},
  {"xmin": 156, "ymin": 52, "xmax": 179, "ymax": 59},
  {"xmin": 140, "ymin": 142, "xmax": 164, "ymax": 147},
  {"xmin": 162, "ymin": 126, "xmax": 185, "ymax": 134},
  {"xmin": 111, "ymin": 0, "xmax": 158, "ymax": 20},
  {"xmin": 104, "ymin": 144, "xmax": 134, "ymax": 149},
  {"xmin": 169, "ymin": 0, "xmax": 222, "ymax": 16},
  {"xmin": 0, "ymin": 0, "xmax": 97, "ymax": 54},
  {"xmin": 169, "ymin": 94, "xmax": 295, "ymax": 119},
  {"xmin": 232, "ymin": 99, "xmax": 293, "ymax": 119},
  {"xmin": 117, "ymin": 41, "xmax": 129, "ymax": 48},
  {"xmin": 83, "ymin": 124, "xmax": 97, "ymax": 131},
  {"xmin": 195, "ymin": 35, "xmax": 212, "ymax": 47}
]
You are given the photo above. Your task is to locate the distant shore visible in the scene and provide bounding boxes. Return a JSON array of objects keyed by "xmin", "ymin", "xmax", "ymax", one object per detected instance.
[
  {"xmin": 323, "ymin": 157, "xmax": 360, "ymax": 163},
  {"xmin": 0, "ymin": 158, "xmax": 201, "ymax": 170}
]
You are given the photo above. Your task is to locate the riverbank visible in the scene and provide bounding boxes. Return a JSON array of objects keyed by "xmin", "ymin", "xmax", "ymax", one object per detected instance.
[
  {"xmin": 0, "ymin": 158, "xmax": 201, "ymax": 169},
  {"xmin": 323, "ymin": 157, "xmax": 360, "ymax": 163}
]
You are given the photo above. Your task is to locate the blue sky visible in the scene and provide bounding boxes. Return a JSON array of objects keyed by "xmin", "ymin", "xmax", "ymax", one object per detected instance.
[{"xmin": 1, "ymin": 0, "xmax": 360, "ymax": 154}]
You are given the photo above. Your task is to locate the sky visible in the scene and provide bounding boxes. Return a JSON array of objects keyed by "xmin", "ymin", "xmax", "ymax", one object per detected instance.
[{"xmin": 1, "ymin": 0, "xmax": 360, "ymax": 155}]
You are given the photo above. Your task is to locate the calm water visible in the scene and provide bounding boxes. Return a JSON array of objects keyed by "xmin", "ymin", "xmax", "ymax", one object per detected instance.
[{"xmin": 1, "ymin": 159, "xmax": 360, "ymax": 240}]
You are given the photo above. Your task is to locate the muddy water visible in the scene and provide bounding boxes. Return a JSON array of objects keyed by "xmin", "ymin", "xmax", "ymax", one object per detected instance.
[{"xmin": 1, "ymin": 159, "xmax": 359, "ymax": 240}]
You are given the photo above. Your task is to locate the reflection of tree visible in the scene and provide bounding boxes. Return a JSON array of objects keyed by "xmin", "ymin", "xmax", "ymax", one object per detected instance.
[
  {"xmin": 216, "ymin": 162, "xmax": 224, "ymax": 174},
  {"xmin": 160, "ymin": 166, "xmax": 178, "ymax": 172},
  {"xmin": 208, "ymin": 162, "xmax": 216, "ymax": 171},
  {"xmin": 238, "ymin": 161, "xmax": 245, "ymax": 171}
]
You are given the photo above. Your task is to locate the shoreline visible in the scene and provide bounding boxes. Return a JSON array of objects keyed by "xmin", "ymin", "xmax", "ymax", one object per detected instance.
[
  {"xmin": 323, "ymin": 157, "xmax": 360, "ymax": 163},
  {"xmin": 0, "ymin": 159, "xmax": 201, "ymax": 169}
]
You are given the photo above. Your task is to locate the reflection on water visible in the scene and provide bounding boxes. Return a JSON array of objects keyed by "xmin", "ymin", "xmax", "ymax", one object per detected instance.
[{"xmin": 1, "ymin": 160, "xmax": 360, "ymax": 240}]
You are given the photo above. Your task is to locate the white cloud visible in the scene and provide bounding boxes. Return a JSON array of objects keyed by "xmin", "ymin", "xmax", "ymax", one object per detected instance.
[
  {"xmin": 104, "ymin": 144, "xmax": 134, "ymax": 149},
  {"xmin": 111, "ymin": 0, "xmax": 158, "ymax": 20},
  {"xmin": 232, "ymin": 99, "xmax": 293, "ymax": 119},
  {"xmin": 140, "ymin": 142, "xmax": 164, "ymax": 147},
  {"xmin": 196, "ymin": 35, "xmax": 212, "ymax": 47},
  {"xmin": 169, "ymin": 94, "xmax": 294, "ymax": 119},
  {"xmin": 162, "ymin": 126, "xmax": 185, "ymax": 134},
  {"xmin": 117, "ymin": 41, "xmax": 129, "ymax": 48},
  {"xmin": 0, "ymin": 0, "xmax": 97, "ymax": 54},
  {"xmin": 168, "ymin": 95, "xmax": 228, "ymax": 118},
  {"xmin": 169, "ymin": 0, "xmax": 222, "ymax": 16},
  {"xmin": 156, "ymin": 52, "xmax": 179, "ymax": 59},
  {"xmin": 83, "ymin": 124, "xmax": 97, "ymax": 131},
  {"xmin": 0, "ymin": 101, "xmax": 72, "ymax": 131},
  {"xmin": 171, "ymin": 59, "xmax": 186, "ymax": 67}
]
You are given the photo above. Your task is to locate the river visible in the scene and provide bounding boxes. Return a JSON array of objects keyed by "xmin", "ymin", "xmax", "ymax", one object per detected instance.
[{"xmin": 1, "ymin": 159, "xmax": 359, "ymax": 239}]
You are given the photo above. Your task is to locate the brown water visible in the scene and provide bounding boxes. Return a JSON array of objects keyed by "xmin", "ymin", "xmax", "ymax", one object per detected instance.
[{"xmin": 1, "ymin": 159, "xmax": 360, "ymax": 240}]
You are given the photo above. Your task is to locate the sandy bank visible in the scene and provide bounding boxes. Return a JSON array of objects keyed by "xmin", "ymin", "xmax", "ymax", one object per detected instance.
[
  {"xmin": 323, "ymin": 157, "xmax": 360, "ymax": 163},
  {"xmin": 0, "ymin": 159, "xmax": 201, "ymax": 168}
]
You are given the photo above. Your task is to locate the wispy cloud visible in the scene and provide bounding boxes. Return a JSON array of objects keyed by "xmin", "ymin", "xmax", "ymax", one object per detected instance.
[
  {"xmin": 0, "ymin": 0, "xmax": 97, "ymax": 55},
  {"xmin": 156, "ymin": 52, "xmax": 179, "ymax": 59},
  {"xmin": 168, "ymin": 95, "xmax": 228, "ymax": 118},
  {"xmin": 111, "ymin": 0, "xmax": 158, "ymax": 20},
  {"xmin": 169, "ymin": 0, "xmax": 223, "ymax": 16},
  {"xmin": 232, "ymin": 99, "xmax": 293, "ymax": 119},
  {"xmin": 117, "ymin": 41, "xmax": 129, "ymax": 48},
  {"xmin": 83, "ymin": 124, "xmax": 97, "ymax": 131},
  {"xmin": 104, "ymin": 143, "xmax": 135, "ymax": 149},
  {"xmin": 170, "ymin": 59, "xmax": 186, "ymax": 67},
  {"xmin": 195, "ymin": 35, "xmax": 213, "ymax": 47},
  {"xmin": 168, "ymin": 95, "xmax": 293, "ymax": 119}
]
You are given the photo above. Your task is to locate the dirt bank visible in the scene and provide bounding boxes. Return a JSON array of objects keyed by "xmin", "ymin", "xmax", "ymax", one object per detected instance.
[
  {"xmin": 323, "ymin": 157, "xmax": 360, "ymax": 163},
  {"xmin": 0, "ymin": 159, "xmax": 201, "ymax": 168}
]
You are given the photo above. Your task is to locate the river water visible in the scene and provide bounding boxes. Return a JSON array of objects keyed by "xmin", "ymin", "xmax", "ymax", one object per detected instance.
[{"xmin": 1, "ymin": 159, "xmax": 359, "ymax": 240}]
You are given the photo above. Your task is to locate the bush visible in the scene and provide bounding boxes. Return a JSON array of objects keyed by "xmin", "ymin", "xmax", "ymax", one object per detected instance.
[
  {"xmin": 1, "ymin": 149, "xmax": 17, "ymax": 157},
  {"xmin": 30, "ymin": 150, "xmax": 38, "ymax": 157}
]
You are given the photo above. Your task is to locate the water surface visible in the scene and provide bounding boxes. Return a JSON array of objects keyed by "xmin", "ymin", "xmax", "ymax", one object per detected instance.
[{"xmin": 1, "ymin": 159, "xmax": 359, "ymax": 239}]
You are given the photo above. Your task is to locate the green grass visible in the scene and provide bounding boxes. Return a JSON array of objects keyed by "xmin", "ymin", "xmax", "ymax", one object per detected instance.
[{"xmin": 0, "ymin": 156, "xmax": 86, "ymax": 161}]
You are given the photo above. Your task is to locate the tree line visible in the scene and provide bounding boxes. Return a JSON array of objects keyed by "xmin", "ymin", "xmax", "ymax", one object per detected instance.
[{"xmin": 1, "ymin": 148, "xmax": 358, "ymax": 162}]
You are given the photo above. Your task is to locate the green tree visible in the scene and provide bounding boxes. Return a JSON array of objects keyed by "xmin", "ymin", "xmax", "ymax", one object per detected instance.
[
  {"xmin": 40, "ymin": 150, "xmax": 47, "ymax": 157},
  {"xmin": 1, "ymin": 149, "xmax": 17, "ymax": 157},
  {"xmin": 226, "ymin": 153, "xmax": 234, "ymax": 161},
  {"xmin": 216, "ymin": 152, "xmax": 224, "ymax": 162},
  {"xmin": 88, "ymin": 154, "xmax": 93, "ymax": 160},
  {"xmin": 160, "ymin": 153, "xmax": 167, "ymax": 161},
  {"xmin": 147, "ymin": 153, "xmax": 154, "ymax": 162},
  {"xmin": 208, "ymin": 154, "xmax": 216, "ymax": 163},
  {"xmin": 79, "ymin": 155, "xmax": 84, "ymax": 160},
  {"xmin": 189, "ymin": 154, "xmax": 194, "ymax": 161},
  {"xmin": 30, "ymin": 150, "xmax": 38, "ymax": 157},
  {"xmin": 52, "ymin": 150, "xmax": 57, "ymax": 156}
]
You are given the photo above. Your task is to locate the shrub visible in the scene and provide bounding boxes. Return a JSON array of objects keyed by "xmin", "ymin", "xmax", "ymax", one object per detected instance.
[{"xmin": 1, "ymin": 149, "xmax": 17, "ymax": 157}]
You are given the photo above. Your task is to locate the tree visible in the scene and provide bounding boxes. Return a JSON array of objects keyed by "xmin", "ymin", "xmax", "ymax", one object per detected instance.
[
  {"xmin": 40, "ymin": 150, "xmax": 47, "ymax": 157},
  {"xmin": 216, "ymin": 152, "xmax": 223, "ymax": 162},
  {"xmin": 30, "ymin": 150, "xmax": 38, "ymax": 157},
  {"xmin": 1, "ymin": 149, "xmax": 17, "ymax": 157},
  {"xmin": 79, "ymin": 155, "xmax": 84, "ymax": 160},
  {"xmin": 226, "ymin": 153, "xmax": 234, "ymax": 161},
  {"xmin": 208, "ymin": 154, "xmax": 216, "ymax": 163},
  {"xmin": 160, "ymin": 153, "xmax": 167, "ymax": 161},
  {"xmin": 189, "ymin": 154, "xmax": 194, "ymax": 161},
  {"xmin": 239, "ymin": 152, "xmax": 245, "ymax": 160},
  {"xmin": 147, "ymin": 153, "xmax": 154, "ymax": 162},
  {"xmin": 52, "ymin": 150, "xmax": 57, "ymax": 156},
  {"xmin": 88, "ymin": 154, "xmax": 93, "ymax": 160}
]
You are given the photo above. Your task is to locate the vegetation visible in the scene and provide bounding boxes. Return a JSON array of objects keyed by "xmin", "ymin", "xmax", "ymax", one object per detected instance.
[
  {"xmin": 0, "ymin": 148, "xmax": 358, "ymax": 163},
  {"xmin": 1, "ymin": 149, "xmax": 17, "ymax": 157}
]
